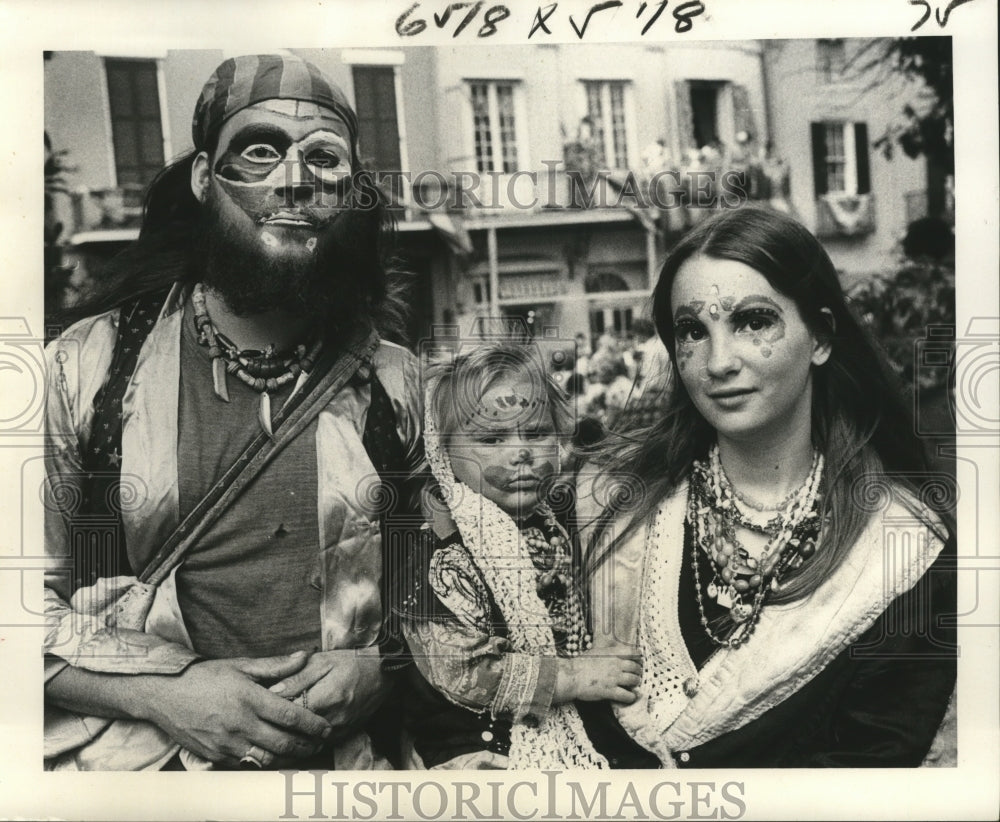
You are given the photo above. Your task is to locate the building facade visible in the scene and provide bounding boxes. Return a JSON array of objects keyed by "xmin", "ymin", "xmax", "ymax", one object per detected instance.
[{"xmin": 44, "ymin": 40, "xmax": 940, "ymax": 345}]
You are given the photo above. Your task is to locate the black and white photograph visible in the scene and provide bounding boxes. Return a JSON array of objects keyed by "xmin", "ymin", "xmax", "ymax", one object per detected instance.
[{"xmin": 1, "ymin": 0, "xmax": 997, "ymax": 819}]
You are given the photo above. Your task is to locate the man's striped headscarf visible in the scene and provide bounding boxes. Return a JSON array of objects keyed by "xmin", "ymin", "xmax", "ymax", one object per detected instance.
[{"xmin": 192, "ymin": 53, "xmax": 359, "ymax": 160}]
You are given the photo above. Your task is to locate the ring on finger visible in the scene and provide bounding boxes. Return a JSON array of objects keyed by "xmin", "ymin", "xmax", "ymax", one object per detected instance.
[{"xmin": 239, "ymin": 744, "xmax": 269, "ymax": 769}]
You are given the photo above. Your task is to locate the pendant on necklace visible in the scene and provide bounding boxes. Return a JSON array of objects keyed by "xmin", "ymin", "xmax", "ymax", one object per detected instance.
[
  {"xmin": 212, "ymin": 357, "xmax": 230, "ymax": 402},
  {"xmin": 730, "ymin": 602, "xmax": 752, "ymax": 623},
  {"xmin": 258, "ymin": 390, "xmax": 273, "ymax": 438},
  {"xmin": 706, "ymin": 581, "xmax": 719, "ymax": 599},
  {"xmin": 716, "ymin": 587, "xmax": 733, "ymax": 609}
]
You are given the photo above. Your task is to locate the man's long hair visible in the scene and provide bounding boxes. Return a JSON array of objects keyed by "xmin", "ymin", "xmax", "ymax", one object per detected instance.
[{"xmin": 54, "ymin": 150, "xmax": 410, "ymax": 346}]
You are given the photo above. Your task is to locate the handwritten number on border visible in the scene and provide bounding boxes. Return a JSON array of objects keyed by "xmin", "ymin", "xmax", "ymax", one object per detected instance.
[
  {"xmin": 480, "ymin": 5, "xmax": 511, "ymax": 36},
  {"xmin": 672, "ymin": 1, "xmax": 705, "ymax": 33},
  {"xmin": 397, "ymin": 1, "xmax": 707, "ymax": 39},
  {"xmin": 396, "ymin": 2, "xmax": 427, "ymax": 36}
]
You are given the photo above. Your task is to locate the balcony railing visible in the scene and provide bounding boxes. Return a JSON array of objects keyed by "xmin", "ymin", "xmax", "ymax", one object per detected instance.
[
  {"xmin": 395, "ymin": 168, "xmax": 661, "ymax": 219},
  {"xmin": 69, "ymin": 184, "xmax": 145, "ymax": 234},
  {"xmin": 65, "ymin": 169, "xmax": 783, "ymax": 237},
  {"xmin": 815, "ymin": 192, "xmax": 876, "ymax": 238}
]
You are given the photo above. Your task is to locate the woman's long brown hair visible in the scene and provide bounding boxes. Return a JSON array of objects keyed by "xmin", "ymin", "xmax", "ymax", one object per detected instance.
[{"xmin": 586, "ymin": 206, "xmax": 955, "ymax": 604}]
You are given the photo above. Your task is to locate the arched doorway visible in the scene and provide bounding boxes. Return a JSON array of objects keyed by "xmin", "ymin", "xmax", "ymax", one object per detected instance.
[{"xmin": 585, "ymin": 271, "xmax": 634, "ymax": 336}]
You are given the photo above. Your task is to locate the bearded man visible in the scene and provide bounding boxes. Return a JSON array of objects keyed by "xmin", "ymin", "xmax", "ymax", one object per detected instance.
[{"xmin": 43, "ymin": 54, "xmax": 423, "ymax": 770}]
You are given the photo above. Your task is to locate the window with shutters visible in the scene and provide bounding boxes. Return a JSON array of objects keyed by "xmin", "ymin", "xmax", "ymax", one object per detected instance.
[
  {"xmin": 104, "ymin": 58, "xmax": 165, "ymax": 189},
  {"xmin": 811, "ymin": 120, "xmax": 875, "ymax": 236},
  {"xmin": 583, "ymin": 81, "xmax": 630, "ymax": 169},
  {"xmin": 811, "ymin": 121, "xmax": 871, "ymax": 196},
  {"xmin": 469, "ymin": 81, "xmax": 521, "ymax": 174}
]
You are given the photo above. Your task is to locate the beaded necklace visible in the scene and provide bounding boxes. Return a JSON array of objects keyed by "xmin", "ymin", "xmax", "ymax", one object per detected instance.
[
  {"xmin": 688, "ymin": 443, "xmax": 823, "ymax": 648},
  {"xmin": 192, "ymin": 283, "xmax": 322, "ymax": 436},
  {"xmin": 521, "ymin": 506, "xmax": 592, "ymax": 656},
  {"xmin": 423, "ymin": 397, "xmax": 609, "ymax": 769}
]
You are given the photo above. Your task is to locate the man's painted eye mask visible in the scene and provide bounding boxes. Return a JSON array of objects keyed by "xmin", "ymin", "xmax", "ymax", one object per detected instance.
[{"xmin": 214, "ymin": 124, "xmax": 351, "ymax": 188}]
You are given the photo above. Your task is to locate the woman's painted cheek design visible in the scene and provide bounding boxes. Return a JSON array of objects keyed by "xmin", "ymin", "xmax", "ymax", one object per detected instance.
[
  {"xmin": 762, "ymin": 322, "xmax": 786, "ymax": 344},
  {"xmin": 747, "ymin": 319, "xmax": 785, "ymax": 358},
  {"xmin": 763, "ymin": 323, "xmax": 787, "ymax": 346},
  {"xmin": 677, "ymin": 346, "xmax": 695, "ymax": 372}
]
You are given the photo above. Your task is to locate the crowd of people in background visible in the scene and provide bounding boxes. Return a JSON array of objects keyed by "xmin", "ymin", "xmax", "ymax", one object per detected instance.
[{"xmin": 548, "ymin": 320, "xmax": 675, "ymax": 445}]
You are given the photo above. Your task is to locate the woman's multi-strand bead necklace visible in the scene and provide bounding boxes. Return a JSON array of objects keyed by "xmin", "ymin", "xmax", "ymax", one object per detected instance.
[
  {"xmin": 687, "ymin": 443, "xmax": 824, "ymax": 648},
  {"xmin": 192, "ymin": 283, "xmax": 322, "ymax": 436}
]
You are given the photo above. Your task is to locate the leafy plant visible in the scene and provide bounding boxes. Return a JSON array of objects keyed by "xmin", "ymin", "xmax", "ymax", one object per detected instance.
[
  {"xmin": 847, "ymin": 253, "xmax": 954, "ymax": 391},
  {"xmin": 847, "ymin": 37, "xmax": 953, "ymax": 174}
]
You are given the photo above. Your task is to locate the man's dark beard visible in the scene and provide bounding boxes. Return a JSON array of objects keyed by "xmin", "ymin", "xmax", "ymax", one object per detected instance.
[{"xmin": 194, "ymin": 186, "xmax": 379, "ymax": 333}]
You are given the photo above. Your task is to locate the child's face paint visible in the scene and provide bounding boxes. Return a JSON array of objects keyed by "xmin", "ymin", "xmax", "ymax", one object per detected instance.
[
  {"xmin": 207, "ymin": 99, "xmax": 353, "ymax": 262},
  {"xmin": 670, "ymin": 255, "xmax": 829, "ymax": 445},
  {"xmin": 446, "ymin": 372, "xmax": 560, "ymax": 522}
]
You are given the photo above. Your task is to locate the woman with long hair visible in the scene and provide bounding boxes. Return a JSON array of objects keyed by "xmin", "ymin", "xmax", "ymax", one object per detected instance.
[{"xmin": 579, "ymin": 206, "xmax": 956, "ymax": 767}]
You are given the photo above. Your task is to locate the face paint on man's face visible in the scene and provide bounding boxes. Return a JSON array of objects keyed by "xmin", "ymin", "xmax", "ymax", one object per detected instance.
[
  {"xmin": 213, "ymin": 127, "xmax": 352, "ymax": 216},
  {"xmin": 208, "ymin": 100, "xmax": 354, "ymax": 256}
]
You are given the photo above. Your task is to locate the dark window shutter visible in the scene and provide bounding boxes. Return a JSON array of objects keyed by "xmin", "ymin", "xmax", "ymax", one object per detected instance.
[
  {"xmin": 810, "ymin": 122, "xmax": 828, "ymax": 197},
  {"xmin": 352, "ymin": 65, "xmax": 401, "ymax": 172},
  {"xmin": 105, "ymin": 58, "xmax": 165, "ymax": 189},
  {"xmin": 854, "ymin": 121, "xmax": 871, "ymax": 195},
  {"xmin": 674, "ymin": 80, "xmax": 695, "ymax": 152}
]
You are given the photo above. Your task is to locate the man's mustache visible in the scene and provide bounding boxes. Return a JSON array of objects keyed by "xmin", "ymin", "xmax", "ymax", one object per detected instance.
[{"xmin": 256, "ymin": 206, "xmax": 331, "ymax": 227}]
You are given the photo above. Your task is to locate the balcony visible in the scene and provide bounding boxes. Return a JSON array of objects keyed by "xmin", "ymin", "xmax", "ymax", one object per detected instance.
[
  {"xmin": 815, "ymin": 192, "xmax": 876, "ymax": 238},
  {"xmin": 69, "ymin": 184, "xmax": 145, "ymax": 236}
]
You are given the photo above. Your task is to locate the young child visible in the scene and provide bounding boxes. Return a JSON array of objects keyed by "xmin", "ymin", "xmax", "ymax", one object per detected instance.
[{"xmin": 396, "ymin": 342, "xmax": 645, "ymax": 770}]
